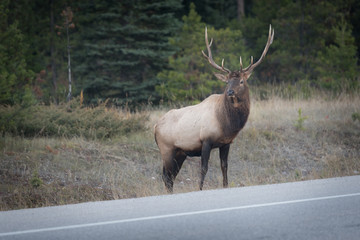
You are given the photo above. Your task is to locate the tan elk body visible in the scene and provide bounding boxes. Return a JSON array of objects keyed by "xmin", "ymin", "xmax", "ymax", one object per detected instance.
[{"xmin": 155, "ymin": 25, "xmax": 274, "ymax": 192}]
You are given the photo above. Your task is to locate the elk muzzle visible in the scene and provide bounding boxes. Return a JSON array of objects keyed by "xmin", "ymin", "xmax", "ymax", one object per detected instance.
[{"xmin": 227, "ymin": 89, "xmax": 235, "ymax": 97}]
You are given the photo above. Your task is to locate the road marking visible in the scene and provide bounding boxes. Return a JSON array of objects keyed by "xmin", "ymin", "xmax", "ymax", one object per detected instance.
[{"xmin": 1, "ymin": 192, "xmax": 360, "ymax": 237}]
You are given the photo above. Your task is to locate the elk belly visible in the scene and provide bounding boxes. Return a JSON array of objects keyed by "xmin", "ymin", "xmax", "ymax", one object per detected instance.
[{"xmin": 173, "ymin": 117, "xmax": 203, "ymax": 151}]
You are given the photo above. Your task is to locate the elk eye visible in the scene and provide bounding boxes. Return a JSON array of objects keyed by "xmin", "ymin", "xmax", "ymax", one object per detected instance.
[{"xmin": 240, "ymin": 80, "xmax": 244, "ymax": 84}]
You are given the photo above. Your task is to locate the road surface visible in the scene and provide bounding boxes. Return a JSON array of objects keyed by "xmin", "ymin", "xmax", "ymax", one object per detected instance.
[{"xmin": 1, "ymin": 175, "xmax": 360, "ymax": 239}]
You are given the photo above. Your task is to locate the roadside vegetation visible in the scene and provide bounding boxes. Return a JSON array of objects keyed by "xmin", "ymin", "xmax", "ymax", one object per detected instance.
[{"xmin": 1, "ymin": 88, "xmax": 359, "ymax": 210}]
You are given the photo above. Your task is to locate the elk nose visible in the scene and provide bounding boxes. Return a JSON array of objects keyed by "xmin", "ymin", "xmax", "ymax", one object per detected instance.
[{"xmin": 227, "ymin": 89, "xmax": 234, "ymax": 96}]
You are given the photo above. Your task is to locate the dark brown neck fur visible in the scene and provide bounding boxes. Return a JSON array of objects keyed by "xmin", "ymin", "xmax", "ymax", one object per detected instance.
[{"xmin": 216, "ymin": 88, "xmax": 250, "ymax": 139}]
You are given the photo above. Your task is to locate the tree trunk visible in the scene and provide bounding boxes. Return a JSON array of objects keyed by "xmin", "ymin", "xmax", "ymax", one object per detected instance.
[
  {"xmin": 237, "ymin": 0, "xmax": 245, "ymax": 21},
  {"xmin": 66, "ymin": 11, "xmax": 72, "ymax": 102},
  {"xmin": 50, "ymin": 0, "xmax": 57, "ymax": 103}
]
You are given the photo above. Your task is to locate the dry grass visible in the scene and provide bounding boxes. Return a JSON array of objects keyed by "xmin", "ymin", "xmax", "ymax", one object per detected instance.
[{"xmin": 1, "ymin": 94, "xmax": 359, "ymax": 210}]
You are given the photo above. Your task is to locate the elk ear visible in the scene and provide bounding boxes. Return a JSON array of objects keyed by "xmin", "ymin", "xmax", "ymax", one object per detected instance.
[{"xmin": 214, "ymin": 73, "xmax": 228, "ymax": 83}]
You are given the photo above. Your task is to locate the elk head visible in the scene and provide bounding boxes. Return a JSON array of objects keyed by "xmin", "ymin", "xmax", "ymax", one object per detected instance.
[{"xmin": 202, "ymin": 25, "xmax": 274, "ymax": 107}]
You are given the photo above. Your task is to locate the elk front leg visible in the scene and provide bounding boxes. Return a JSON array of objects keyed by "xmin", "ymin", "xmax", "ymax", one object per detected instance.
[
  {"xmin": 219, "ymin": 144, "xmax": 230, "ymax": 188},
  {"xmin": 200, "ymin": 141, "xmax": 212, "ymax": 190}
]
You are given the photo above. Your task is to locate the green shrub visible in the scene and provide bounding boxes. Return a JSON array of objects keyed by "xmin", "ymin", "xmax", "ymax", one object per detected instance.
[
  {"xmin": 352, "ymin": 112, "xmax": 360, "ymax": 122},
  {"xmin": 30, "ymin": 171, "xmax": 43, "ymax": 188},
  {"xmin": 0, "ymin": 101, "xmax": 148, "ymax": 139},
  {"xmin": 294, "ymin": 108, "xmax": 308, "ymax": 131}
]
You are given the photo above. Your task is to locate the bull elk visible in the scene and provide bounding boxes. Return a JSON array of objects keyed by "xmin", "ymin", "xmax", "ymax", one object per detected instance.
[{"xmin": 155, "ymin": 25, "xmax": 274, "ymax": 193}]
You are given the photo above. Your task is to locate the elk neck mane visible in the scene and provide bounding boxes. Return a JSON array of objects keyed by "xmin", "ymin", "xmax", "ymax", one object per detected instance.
[{"xmin": 216, "ymin": 88, "xmax": 250, "ymax": 138}]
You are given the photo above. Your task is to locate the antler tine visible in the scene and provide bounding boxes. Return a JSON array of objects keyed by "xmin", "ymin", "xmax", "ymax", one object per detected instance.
[
  {"xmin": 239, "ymin": 56, "xmax": 243, "ymax": 71},
  {"xmin": 243, "ymin": 24, "xmax": 274, "ymax": 73},
  {"xmin": 201, "ymin": 26, "xmax": 230, "ymax": 73}
]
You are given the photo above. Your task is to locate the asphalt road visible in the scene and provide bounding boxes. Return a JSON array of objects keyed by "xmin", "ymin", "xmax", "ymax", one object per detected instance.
[{"xmin": 1, "ymin": 175, "xmax": 360, "ymax": 240}]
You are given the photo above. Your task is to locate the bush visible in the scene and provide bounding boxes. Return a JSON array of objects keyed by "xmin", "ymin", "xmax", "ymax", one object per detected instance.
[
  {"xmin": 294, "ymin": 108, "xmax": 308, "ymax": 131},
  {"xmin": 0, "ymin": 101, "xmax": 148, "ymax": 139},
  {"xmin": 352, "ymin": 112, "xmax": 360, "ymax": 122}
]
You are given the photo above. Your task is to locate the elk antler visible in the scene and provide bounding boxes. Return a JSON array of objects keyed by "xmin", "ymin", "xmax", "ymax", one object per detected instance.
[
  {"xmin": 202, "ymin": 27, "xmax": 231, "ymax": 74},
  {"xmin": 242, "ymin": 24, "xmax": 274, "ymax": 73}
]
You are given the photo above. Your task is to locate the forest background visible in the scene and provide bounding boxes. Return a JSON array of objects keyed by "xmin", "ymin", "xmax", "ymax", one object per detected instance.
[{"xmin": 1, "ymin": 0, "xmax": 359, "ymax": 106}]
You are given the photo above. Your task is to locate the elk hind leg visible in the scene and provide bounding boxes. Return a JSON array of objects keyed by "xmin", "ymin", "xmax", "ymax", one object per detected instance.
[
  {"xmin": 162, "ymin": 150, "xmax": 187, "ymax": 193},
  {"xmin": 173, "ymin": 150, "xmax": 187, "ymax": 179},
  {"xmin": 161, "ymin": 148, "xmax": 175, "ymax": 193}
]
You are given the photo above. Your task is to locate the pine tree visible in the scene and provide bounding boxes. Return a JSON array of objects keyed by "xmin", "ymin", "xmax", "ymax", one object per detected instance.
[
  {"xmin": 73, "ymin": 0, "xmax": 181, "ymax": 105},
  {"xmin": 239, "ymin": 0, "xmax": 288, "ymax": 83},
  {"xmin": 0, "ymin": 0, "xmax": 35, "ymax": 105},
  {"xmin": 242, "ymin": 0, "xmax": 350, "ymax": 83},
  {"xmin": 7, "ymin": 0, "xmax": 72, "ymax": 103},
  {"xmin": 156, "ymin": 3, "xmax": 248, "ymax": 103},
  {"xmin": 317, "ymin": 20, "xmax": 359, "ymax": 90},
  {"xmin": 182, "ymin": 0, "xmax": 238, "ymax": 29}
]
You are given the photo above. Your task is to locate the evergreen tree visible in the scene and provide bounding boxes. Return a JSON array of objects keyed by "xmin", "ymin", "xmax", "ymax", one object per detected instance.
[
  {"xmin": 182, "ymin": 0, "xmax": 238, "ymax": 29},
  {"xmin": 241, "ymin": 0, "xmax": 353, "ymax": 84},
  {"xmin": 316, "ymin": 20, "xmax": 359, "ymax": 90},
  {"xmin": 273, "ymin": 0, "xmax": 342, "ymax": 82},
  {"xmin": 156, "ymin": 3, "xmax": 248, "ymax": 102},
  {"xmin": 237, "ymin": 0, "xmax": 288, "ymax": 83},
  {"xmin": 73, "ymin": 0, "xmax": 181, "ymax": 104},
  {"xmin": 7, "ymin": 0, "xmax": 47, "ymax": 73},
  {"xmin": 0, "ymin": 0, "xmax": 35, "ymax": 105},
  {"xmin": 7, "ymin": 0, "xmax": 72, "ymax": 103}
]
